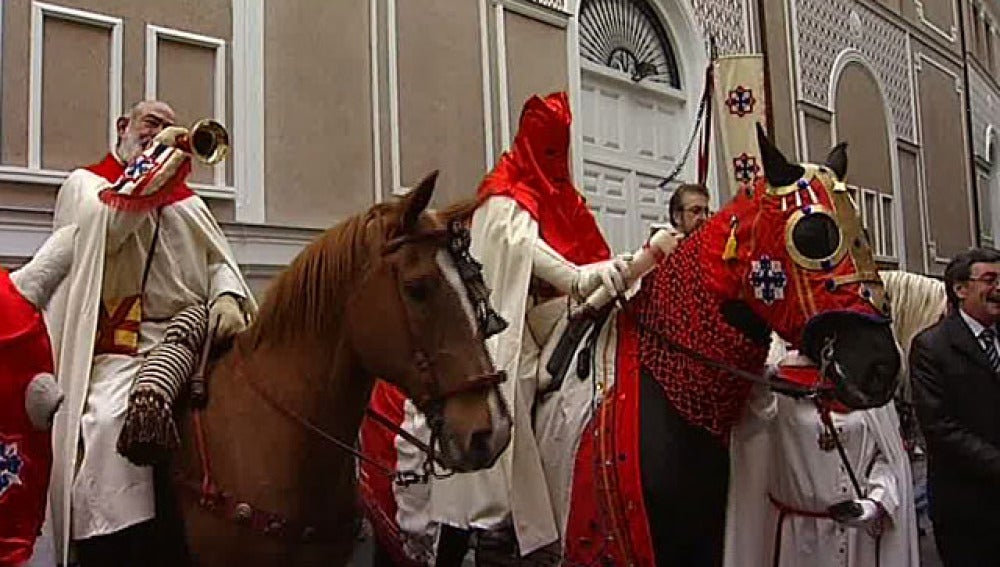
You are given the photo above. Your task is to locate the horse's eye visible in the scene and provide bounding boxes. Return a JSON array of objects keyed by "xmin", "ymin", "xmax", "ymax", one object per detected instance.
[
  {"xmin": 791, "ymin": 213, "xmax": 841, "ymax": 260},
  {"xmin": 404, "ymin": 279, "xmax": 433, "ymax": 302}
]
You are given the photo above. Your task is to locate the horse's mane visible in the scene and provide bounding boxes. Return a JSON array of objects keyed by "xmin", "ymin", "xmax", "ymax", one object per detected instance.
[
  {"xmin": 880, "ymin": 270, "xmax": 947, "ymax": 355},
  {"xmin": 246, "ymin": 202, "xmax": 403, "ymax": 347}
]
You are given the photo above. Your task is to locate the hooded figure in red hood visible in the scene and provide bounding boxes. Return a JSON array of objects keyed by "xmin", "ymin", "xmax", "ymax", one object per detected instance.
[
  {"xmin": 435, "ymin": 91, "xmax": 631, "ymax": 560},
  {"xmin": 360, "ymin": 92, "xmax": 630, "ymax": 564}
]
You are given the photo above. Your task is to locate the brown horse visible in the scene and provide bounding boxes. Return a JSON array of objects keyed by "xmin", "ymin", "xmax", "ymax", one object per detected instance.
[{"xmin": 171, "ymin": 172, "xmax": 512, "ymax": 566}]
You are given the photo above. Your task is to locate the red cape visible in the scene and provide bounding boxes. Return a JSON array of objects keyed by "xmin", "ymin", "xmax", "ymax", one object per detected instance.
[{"xmin": 477, "ymin": 92, "xmax": 611, "ymax": 265}]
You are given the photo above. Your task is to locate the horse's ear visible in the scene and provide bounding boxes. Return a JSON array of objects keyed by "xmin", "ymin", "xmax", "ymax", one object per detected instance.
[
  {"xmin": 402, "ymin": 170, "xmax": 438, "ymax": 232},
  {"xmin": 824, "ymin": 142, "xmax": 848, "ymax": 180},
  {"xmin": 756, "ymin": 122, "xmax": 804, "ymax": 187}
]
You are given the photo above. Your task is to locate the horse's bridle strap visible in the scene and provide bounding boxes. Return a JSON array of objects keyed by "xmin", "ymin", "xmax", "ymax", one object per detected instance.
[
  {"xmin": 421, "ymin": 371, "xmax": 507, "ymax": 405},
  {"xmin": 381, "ymin": 229, "xmax": 450, "ymax": 255},
  {"xmin": 626, "ymin": 308, "xmax": 821, "ymax": 398},
  {"xmin": 829, "ymin": 271, "xmax": 881, "ymax": 288}
]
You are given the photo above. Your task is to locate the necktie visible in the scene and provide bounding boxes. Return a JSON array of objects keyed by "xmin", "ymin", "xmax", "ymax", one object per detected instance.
[{"xmin": 981, "ymin": 327, "xmax": 1000, "ymax": 374}]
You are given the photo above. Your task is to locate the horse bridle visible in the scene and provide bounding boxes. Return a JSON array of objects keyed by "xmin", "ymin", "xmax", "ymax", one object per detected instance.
[{"xmin": 378, "ymin": 219, "xmax": 507, "ymax": 451}]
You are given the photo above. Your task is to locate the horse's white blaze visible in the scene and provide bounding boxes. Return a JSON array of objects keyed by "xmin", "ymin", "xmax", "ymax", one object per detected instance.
[{"xmin": 435, "ymin": 249, "xmax": 478, "ymax": 337}]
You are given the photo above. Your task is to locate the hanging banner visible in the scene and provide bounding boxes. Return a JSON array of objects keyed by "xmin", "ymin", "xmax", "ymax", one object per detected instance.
[{"xmin": 713, "ymin": 54, "xmax": 769, "ymax": 198}]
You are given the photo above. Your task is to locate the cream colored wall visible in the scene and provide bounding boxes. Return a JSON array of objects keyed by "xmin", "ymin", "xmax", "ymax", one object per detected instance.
[
  {"xmin": 2, "ymin": 0, "xmax": 34, "ymax": 166},
  {"xmin": 157, "ymin": 40, "xmax": 217, "ymax": 185},
  {"xmin": 897, "ymin": 145, "xmax": 924, "ymax": 267},
  {"xmin": 263, "ymin": 0, "xmax": 372, "ymax": 228},
  {"xmin": 834, "ymin": 62, "xmax": 894, "ymax": 195},
  {"xmin": 803, "ymin": 112, "xmax": 833, "ymax": 163},
  {"xmin": 397, "ymin": 0, "xmax": 485, "ymax": 205},
  {"xmin": 916, "ymin": 49, "xmax": 974, "ymax": 266},
  {"xmin": 504, "ymin": 12, "xmax": 569, "ymax": 132},
  {"xmin": 39, "ymin": 18, "xmax": 111, "ymax": 171}
]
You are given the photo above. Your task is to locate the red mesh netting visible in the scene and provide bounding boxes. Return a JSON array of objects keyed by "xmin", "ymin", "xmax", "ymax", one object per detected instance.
[{"xmin": 631, "ymin": 221, "xmax": 768, "ymax": 442}]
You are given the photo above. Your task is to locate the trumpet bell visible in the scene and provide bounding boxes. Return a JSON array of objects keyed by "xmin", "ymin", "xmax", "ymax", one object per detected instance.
[{"xmin": 189, "ymin": 119, "xmax": 230, "ymax": 165}]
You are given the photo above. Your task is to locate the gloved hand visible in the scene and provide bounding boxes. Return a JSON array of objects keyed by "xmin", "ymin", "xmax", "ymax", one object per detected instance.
[
  {"xmin": 573, "ymin": 257, "xmax": 630, "ymax": 303},
  {"xmin": 210, "ymin": 294, "xmax": 247, "ymax": 344},
  {"xmin": 829, "ymin": 498, "xmax": 884, "ymax": 533}
]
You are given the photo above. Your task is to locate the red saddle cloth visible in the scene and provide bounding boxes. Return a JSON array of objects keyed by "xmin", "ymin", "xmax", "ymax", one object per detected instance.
[{"xmin": 0, "ymin": 270, "xmax": 55, "ymax": 566}]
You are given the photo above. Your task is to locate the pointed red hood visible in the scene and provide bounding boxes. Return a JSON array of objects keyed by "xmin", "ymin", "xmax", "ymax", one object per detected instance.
[{"xmin": 477, "ymin": 92, "xmax": 611, "ymax": 265}]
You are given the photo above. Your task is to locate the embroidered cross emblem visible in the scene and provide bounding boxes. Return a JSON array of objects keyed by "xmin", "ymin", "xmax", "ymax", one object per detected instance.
[
  {"xmin": 733, "ymin": 153, "xmax": 761, "ymax": 183},
  {"xmin": 0, "ymin": 440, "xmax": 24, "ymax": 499},
  {"xmin": 817, "ymin": 425, "xmax": 847, "ymax": 452},
  {"xmin": 124, "ymin": 156, "xmax": 156, "ymax": 180},
  {"xmin": 726, "ymin": 86, "xmax": 756, "ymax": 117},
  {"xmin": 749, "ymin": 256, "xmax": 787, "ymax": 305}
]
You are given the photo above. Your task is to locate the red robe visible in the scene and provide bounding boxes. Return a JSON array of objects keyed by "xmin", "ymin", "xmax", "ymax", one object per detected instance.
[{"xmin": 0, "ymin": 270, "xmax": 55, "ymax": 565}]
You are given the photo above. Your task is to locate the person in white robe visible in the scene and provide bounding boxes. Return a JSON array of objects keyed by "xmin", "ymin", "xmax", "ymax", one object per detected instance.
[
  {"xmin": 38, "ymin": 103, "xmax": 257, "ymax": 567},
  {"xmin": 725, "ymin": 351, "xmax": 919, "ymax": 567}
]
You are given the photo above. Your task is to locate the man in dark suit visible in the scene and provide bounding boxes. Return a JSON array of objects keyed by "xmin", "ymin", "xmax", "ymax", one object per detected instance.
[{"xmin": 912, "ymin": 247, "xmax": 1000, "ymax": 565}]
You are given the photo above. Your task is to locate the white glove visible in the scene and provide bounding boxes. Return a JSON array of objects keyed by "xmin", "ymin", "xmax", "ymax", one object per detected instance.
[
  {"xmin": 210, "ymin": 294, "xmax": 247, "ymax": 343},
  {"xmin": 829, "ymin": 498, "xmax": 884, "ymax": 533},
  {"xmin": 574, "ymin": 258, "xmax": 629, "ymax": 302}
]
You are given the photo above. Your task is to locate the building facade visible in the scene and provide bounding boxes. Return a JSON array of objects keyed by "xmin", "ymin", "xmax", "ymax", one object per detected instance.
[{"xmin": 0, "ymin": 0, "xmax": 995, "ymax": 292}]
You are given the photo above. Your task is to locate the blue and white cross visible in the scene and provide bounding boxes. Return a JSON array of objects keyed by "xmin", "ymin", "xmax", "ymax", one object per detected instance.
[
  {"xmin": 749, "ymin": 255, "xmax": 787, "ymax": 305},
  {"xmin": 726, "ymin": 86, "xmax": 756, "ymax": 117},
  {"xmin": 0, "ymin": 440, "xmax": 23, "ymax": 498}
]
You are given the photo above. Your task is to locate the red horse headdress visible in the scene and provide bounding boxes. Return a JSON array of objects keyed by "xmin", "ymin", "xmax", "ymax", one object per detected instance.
[{"xmin": 634, "ymin": 125, "xmax": 890, "ymax": 440}]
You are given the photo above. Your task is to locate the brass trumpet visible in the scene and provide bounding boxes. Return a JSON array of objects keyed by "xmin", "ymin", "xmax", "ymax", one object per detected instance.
[{"xmin": 185, "ymin": 119, "xmax": 230, "ymax": 165}]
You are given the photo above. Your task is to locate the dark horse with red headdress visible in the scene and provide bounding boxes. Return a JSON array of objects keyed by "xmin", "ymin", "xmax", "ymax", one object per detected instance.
[
  {"xmin": 362, "ymin": 127, "xmax": 900, "ymax": 566},
  {"xmin": 532, "ymin": 125, "xmax": 900, "ymax": 566}
]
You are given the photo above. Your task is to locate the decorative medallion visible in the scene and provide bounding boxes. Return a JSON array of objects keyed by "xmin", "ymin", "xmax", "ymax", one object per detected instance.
[
  {"xmin": 749, "ymin": 255, "xmax": 787, "ymax": 305},
  {"xmin": 579, "ymin": 0, "xmax": 681, "ymax": 87},
  {"xmin": 726, "ymin": 86, "xmax": 756, "ymax": 117},
  {"xmin": 732, "ymin": 153, "xmax": 761, "ymax": 183}
]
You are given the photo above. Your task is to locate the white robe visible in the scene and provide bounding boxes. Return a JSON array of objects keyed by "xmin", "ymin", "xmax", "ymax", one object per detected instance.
[
  {"xmin": 725, "ymin": 390, "xmax": 919, "ymax": 567},
  {"xmin": 428, "ymin": 196, "xmax": 560, "ymax": 555},
  {"xmin": 42, "ymin": 169, "xmax": 256, "ymax": 563}
]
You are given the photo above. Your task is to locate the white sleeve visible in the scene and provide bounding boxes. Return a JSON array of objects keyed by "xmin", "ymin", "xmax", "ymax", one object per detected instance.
[
  {"xmin": 531, "ymin": 237, "xmax": 580, "ymax": 296},
  {"xmin": 866, "ymin": 447, "xmax": 901, "ymax": 525}
]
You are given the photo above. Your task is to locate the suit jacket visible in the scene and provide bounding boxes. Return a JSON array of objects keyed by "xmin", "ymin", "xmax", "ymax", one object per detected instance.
[{"xmin": 911, "ymin": 311, "xmax": 1000, "ymax": 527}]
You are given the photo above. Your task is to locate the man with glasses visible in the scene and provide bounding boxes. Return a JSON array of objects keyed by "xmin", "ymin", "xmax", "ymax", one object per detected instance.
[
  {"xmin": 668, "ymin": 183, "xmax": 711, "ymax": 236},
  {"xmin": 912, "ymin": 247, "xmax": 1000, "ymax": 565}
]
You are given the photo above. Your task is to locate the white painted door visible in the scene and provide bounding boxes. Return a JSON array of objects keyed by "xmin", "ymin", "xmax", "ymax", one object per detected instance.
[{"xmin": 578, "ymin": 63, "xmax": 689, "ymax": 253}]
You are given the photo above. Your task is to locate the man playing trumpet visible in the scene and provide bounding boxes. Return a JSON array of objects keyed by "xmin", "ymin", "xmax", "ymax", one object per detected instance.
[{"xmin": 41, "ymin": 101, "xmax": 255, "ymax": 567}]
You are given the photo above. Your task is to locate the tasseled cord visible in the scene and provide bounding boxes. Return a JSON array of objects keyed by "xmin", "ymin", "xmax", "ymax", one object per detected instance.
[
  {"xmin": 117, "ymin": 388, "xmax": 179, "ymax": 466},
  {"xmin": 722, "ymin": 215, "xmax": 739, "ymax": 262}
]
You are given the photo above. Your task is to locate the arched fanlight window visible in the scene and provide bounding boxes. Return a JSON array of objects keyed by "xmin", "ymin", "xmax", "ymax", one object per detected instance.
[{"xmin": 578, "ymin": 0, "xmax": 681, "ymax": 88}]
